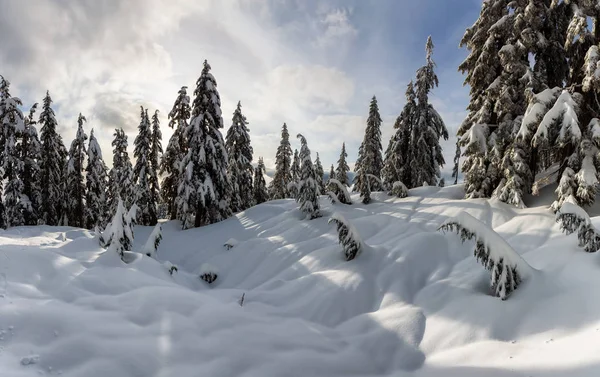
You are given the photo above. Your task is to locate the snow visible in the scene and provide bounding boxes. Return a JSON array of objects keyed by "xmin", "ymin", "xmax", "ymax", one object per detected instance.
[
  {"xmin": 533, "ymin": 90, "xmax": 581, "ymax": 147},
  {"xmin": 3, "ymin": 187, "xmax": 600, "ymax": 375}
]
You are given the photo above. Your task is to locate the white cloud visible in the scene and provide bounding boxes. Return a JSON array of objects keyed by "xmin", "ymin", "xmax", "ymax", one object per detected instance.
[{"xmin": 313, "ymin": 7, "xmax": 358, "ymax": 48}]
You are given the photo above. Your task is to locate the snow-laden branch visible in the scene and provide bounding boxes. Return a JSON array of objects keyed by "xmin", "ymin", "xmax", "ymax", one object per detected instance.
[
  {"xmin": 329, "ymin": 213, "xmax": 362, "ymax": 261},
  {"xmin": 439, "ymin": 212, "xmax": 533, "ymax": 300},
  {"xmin": 556, "ymin": 201, "xmax": 600, "ymax": 253},
  {"xmin": 327, "ymin": 178, "xmax": 351, "ymax": 204},
  {"xmin": 390, "ymin": 181, "xmax": 409, "ymax": 198}
]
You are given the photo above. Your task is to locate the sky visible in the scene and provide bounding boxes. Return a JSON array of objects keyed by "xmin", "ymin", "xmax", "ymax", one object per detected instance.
[{"xmin": 0, "ymin": 0, "xmax": 483, "ymax": 180}]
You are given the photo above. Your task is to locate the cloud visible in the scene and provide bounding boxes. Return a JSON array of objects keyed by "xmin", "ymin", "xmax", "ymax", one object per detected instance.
[{"xmin": 313, "ymin": 7, "xmax": 358, "ymax": 48}]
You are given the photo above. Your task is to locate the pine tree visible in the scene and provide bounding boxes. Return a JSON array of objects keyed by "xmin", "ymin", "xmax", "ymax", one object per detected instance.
[
  {"xmin": 452, "ymin": 141, "xmax": 460, "ymax": 185},
  {"xmin": 383, "ymin": 82, "xmax": 417, "ymax": 188},
  {"xmin": 1, "ymin": 79, "xmax": 26, "ymax": 228},
  {"xmin": 161, "ymin": 86, "xmax": 191, "ymax": 220},
  {"xmin": 359, "ymin": 169, "xmax": 371, "ymax": 204},
  {"xmin": 354, "ymin": 96, "xmax": 383, "ymax": 195},
  {"xmin": 253, "ymin": 157, "xmax": 269, "ymax": 205},
  {"xmin": 335, "ymin": 142, "xmax": 350, "ymax": 186},
  {"xmin": 269, "ymin": 123, "xmax": 293, "ymax": 200},
  {"xmin": 328, "ymin": 164, "xmax": 335, "ymax": 184},
  {"xmin": 225, "ymin": 101, "xmax": 254, "ymax": 212},
  {"xmin": 0, "ymin": 77, "xmax": 10, "ymax": 228},
  {"xmin": 66, "ymin": 114, "xmax": 88, "ymax": 228},
  {"xmin": 21, "ymin": 104, "xmax": 42, "ymax": 225},
  {"xmin": 133, "ymin": 107, "xmax": 156, "ymax": 226},
  {"xmin": 39, "ymin": 91, "xmax": 67, "ymax": 226},
  {"xmin": 329, "ymin": 213, "xmax": 362, "ymax": 261},
  {"xmin": 149, "ymin": 110, "xmax": 162, "ymax": 220},
  {"xmin": 291, "ymin": 149, "xmax": 300, "ymax": 183},
  {"xmin": 179, "ymin": 60, "xmax": 231, "ymax": 228},
  {"xmin": 103, "ymin": 198, "xmax": 134, "ymax": 260},
  {"xmin": 85, "ymin": 129, "xmax": 108, "ymax": 229},
  {"xmin": 314, "ymin": 152, "xmax": 325, "ymax": 195},
  {"xmin": 108, "ymin": 128, "xmax": 135, "ymax": 213},
  {"xmin": 296, "ymin": 134, "xmax": 321, "ymax": 219},
  {"xmin": 410, "ymin": 37, "xmax": 448, "ymax": 187}
]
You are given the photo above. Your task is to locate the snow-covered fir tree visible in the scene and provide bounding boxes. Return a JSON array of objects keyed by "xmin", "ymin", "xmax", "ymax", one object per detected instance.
[
  {"xmin": 328, "ymin": 164, "xmax": 335, "ymax": 184},
  {"xmin": 1, "ymin": 78, "xmax": 26, "ymax": 228},
  {"xmin": 452, "ymin": 141, "xmax": 460, "ymax": 185},
  {"xmin": 21, "ymin": 103, "xmax": 42, "ymax": 225},
  {"xmin": 142, "ymin": 223, "xmax": 162, "ymax": 259},
  {"xmin": 296, "ymin": 134, "xmax": 321, "ymax": 219},
  {"xmin": 439, "ymin": 212, "xmax": 533, "ymax": 300},
  {"xmin": 358, "ymin": 169, "xmax": 371, "ymax": 204},
  {"xmin": 102, "ymin": 198, "xmax": 134, "ymax": 260},
  {"xmin": 133, "ymin": 107, "xmax": 156, "ymax": 226},
  {"xmin": 108, "ymin": 128, "xmax": 135, "ymax": 213},
  {"xmin": 269, "ymin": 123, "xmax": 293, "ymax": 200},
  {"xmin": 557, "ymin": 201, "xmax": 600, "ymax": 253},
  {"xmin": 85, "ymin": 129, "xmax": 108, "ymax": 229},
  {"xmin": 410, "ymin": 37, "xmax": 448, "ymax": 187},
  {"xmin": 314, "ymin": 152, "xmax": 325, "ymax": 195},
  {"xmin": 291, "ymin": 149, "xmax": 300, "ymax": 184},
  {"xmin": 39, "ymin": 91, "xmax": 67, "ymax": 226},
  {"xmin": 149, "ymin": 110, "xmax": 162, "ymax": 221},
  {"xmin": 329, "ymin": 213, "xmax": 362, "ymax": 261},
  {"xmin": 253, "ymin": 157, "xmax": 269, "ymax": 205},
  {"xmin": 161, "ymin": 86, "xmax": 190, "ymax": 220},
  {"xmin": 66, "ymin": 114, "xmax": 88, "ymax": 228},
  {"xmin": 179, "ymin": 60, "xmax": 231, "ymax": 228},
  {"xmin": 354, "ymin": 96, "xmax": 383, "ymax": 194},
  {"xmin": 327, "ymin": 178, "xmax": 352, "ymax": 205},
  {"xmin": 225, "ymin": 101, "xmax": 254, "ymax": 212},
  {"xmin": 383, "ymin": 82, "xmax": 417, "ymax": 188},
  {"xmin": 335, "ymin": 142, "xmax": 350, "ymax": 187}
]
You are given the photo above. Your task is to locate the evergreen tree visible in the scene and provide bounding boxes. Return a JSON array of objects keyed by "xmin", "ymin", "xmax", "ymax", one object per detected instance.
[
  {"xmin": 410, "ymin": 37, "xmax": 448, "ymax": 187},
  {"xmin": 108, "ymin": 128, "xmax": 135, "ymax": 213},
  {"xmin": 0, "ymin": 77, "xmax": 10, "ymax": 228},
  {"xmin": 103, "ymin": 198, "xmax": 134, "ymax": 260},
  {"xmin": 225, "ymin": 101, "xmax": 254, "ymax": 212},
  {"xmin": 66, "ymin": 114, "xmax": 88, "ymax": 228},
  {"xmin": 291, "ymin": 149, "xmax": 300, "ymax": 183},
  {"xmin": 328, "ymin": 164, "xmax": 335, "ymax": 184},
  {"xmin": 150, "ymin": 110, "xmax": 162, "ymax": 220},
  {"xmin": 296, "ymin": 134, "xmax": 321, "ymax": 219},
  {"xmin": 383, "ymin": 82, "xmax": 417, "ymax": 188},
  {"xmin": 335, "ymin": 142, "xmax": 350, "ymax": 186},
  {"xmin": 269, "ymin": 123, "xmax": 293, "ymax": 200},
  {"xmin": 329, "ymin": 213, "xmax": 362, "ymax": 261},
  {"xmin": 452, "ymin": 141, "xmax": 460, "ymax": 185},
  {"xmin": 314, "ymin": 152, "xmax": 325, "ymax": 195},
  {"xmin": 1, "ymin": 79, "xmax": 26, "ymax": 228},
  {"xmin": 133, "ymin": 107, "xmax": 156, "ymax": 226},
  {"xmin": 161, "ymin": 86, "xmax": 191, "ymax": 220},
  {"xmin": 85, "ymin": 129, "xmax": 108, "ymax": 229},
  {"xmin": 39, "ymin": 91, "xmax": 67, "ymax": 226},
  {"xmin": 354, "ymin": 96, "xmax": 383, "ymax": 194},
  {"xmin": 179, "ymin": 60, "xmax": 231, "ymax": 228},
  {"xmin": 21, "ymin": 104, "xmax": 42, "ymax": 225},
  {"xmin": 253, "ymin": 157, "xmax": 269, "ymax": 205}
]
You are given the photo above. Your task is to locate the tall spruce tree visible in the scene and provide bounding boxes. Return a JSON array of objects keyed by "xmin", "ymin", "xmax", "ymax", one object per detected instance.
[
  {"xmin": 1, "ymin": 79, "xmax": 26, "ymax": 227},
  {"xmin": 66, "ymin": 114, "xmax": 88, "ymax": 228},
  {"xmin": 161, "ymin": 86, "xmax": 190, "ymax": 220},
  {"xmin": 296, "ymin": 134, "xmax": 321, "ymax": 219},
  {"xmin": 225, "ymin": 101, "xmax": 254, "ymax": 212},
  {"xmin": 269, "ymin": 123, "xmax": 293, "ymax": 200},
  {"xmin": 0, "ymin": 77, "xmax": 10, "ymax": 228},
  {"xmin": 291, "ymin": 149, "xmax": 300, "ymax": 183},
  {"xmin": 253, "ymin": 157, "xmax": 269, "ymax": 205},
  {"xmin": 108, "ymin": 128, "xmax": 135, "ymax": 213},
  {"xmin": 410, "ymin": 37, "xmax": 448, "ymax": 187},
  {"xmin": 150, "ymin": 110, "xmax": 162, "ymax": 220},
  {"xmin": 133, "ymin": 107, "xmax": 156, "ymax": 225},
  {"xmin": 85, "ymin": 129, "xmax": 108, "ymax": 229},
  {"xmin": 335, "ymin": 142, "xmax": 350, "ymax": 186},
  {"xmin": 383, "ymin": 82, "xmax": 417, "ymax": 188},
  {"xmin": 314, "ymin": 152, "xmax": 325, "ymax": 195},
  {"xmin": 354, "ymin": 96, "xmax": 383, "ymax": 194},
  {"xmin": 39, "ymin": 91, "xmax": 67, "ymax": 226},
  {"xmin": 21, "ymin": 104, "xmax": 42, "ymax": 225},
  {"xmin": 328, "ymin": 164, "xmax": 335, "ymax": 184},
  {"xmin": 452, "ymin": 141, "xmax": 461, "ymax": 185},
  {"xmin": 179, "ymin": 60, "xmax": 231, "ymax": 228}
]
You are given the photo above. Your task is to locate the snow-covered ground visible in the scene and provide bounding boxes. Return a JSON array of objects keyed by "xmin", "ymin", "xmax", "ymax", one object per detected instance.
[{"xmin": 2, "ymin": 185, "xmax": 600, "ymax": 376}]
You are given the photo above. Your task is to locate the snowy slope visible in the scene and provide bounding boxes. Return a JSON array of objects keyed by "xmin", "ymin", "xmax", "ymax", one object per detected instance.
[{"xmin": 2, "ymin": 186, "xmax": 600, "ymax": 376}]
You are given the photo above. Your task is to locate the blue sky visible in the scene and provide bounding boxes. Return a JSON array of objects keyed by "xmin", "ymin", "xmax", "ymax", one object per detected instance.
[{"xmin": 0, "ymin": 0, "xmax": 483, "ymax": 178}]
